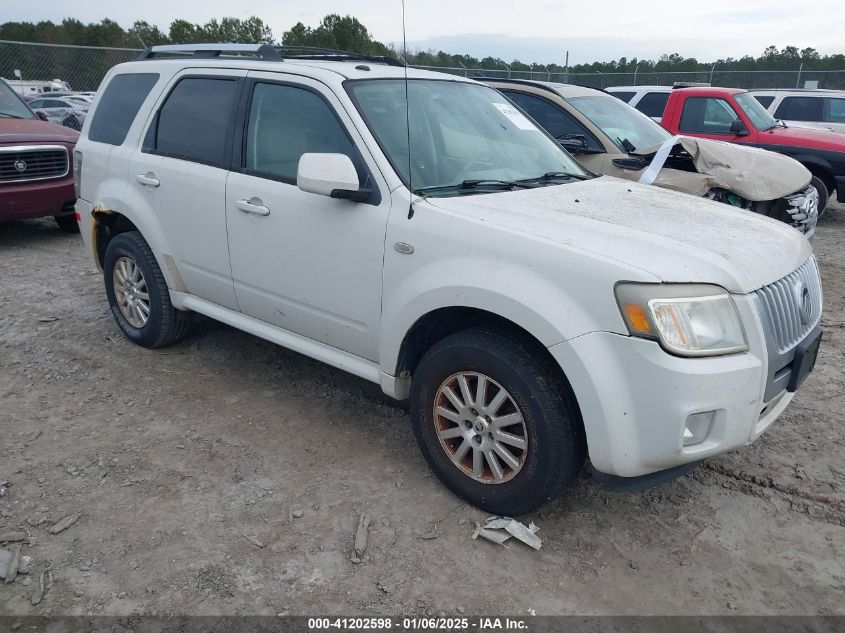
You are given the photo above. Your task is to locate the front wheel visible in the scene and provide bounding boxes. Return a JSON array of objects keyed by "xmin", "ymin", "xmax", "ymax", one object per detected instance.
[
  {"xmin": 103, "ymin": 231, "xmax": 190, "ymax": 348},
  {"xmin": 410, "ymin": 329, "xmax": 585, "ymax": 515}
]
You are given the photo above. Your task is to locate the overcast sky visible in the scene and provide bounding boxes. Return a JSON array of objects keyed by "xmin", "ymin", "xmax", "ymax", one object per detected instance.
[{"xmin": 6, "ymin": 0, "xmax": 844, "ymax": 64}]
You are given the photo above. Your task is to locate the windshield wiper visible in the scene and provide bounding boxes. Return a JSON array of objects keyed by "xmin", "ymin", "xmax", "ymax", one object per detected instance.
[
  {"xmin": 415, "ymin": 179, "xmax": 535, "ymax": 195},
  {"xmin": 518, "ymin": 171, "xmax": 590, "ymax": 184},
  {"xmin": 0, "ymin": 113, "xmax": 24, "ymax": 119}
]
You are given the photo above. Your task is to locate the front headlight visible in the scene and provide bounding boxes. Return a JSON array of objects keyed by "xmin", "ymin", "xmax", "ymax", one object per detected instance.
[{"xmin": 615, "ymin": 283, "xmax": 748, "ymax": 357}]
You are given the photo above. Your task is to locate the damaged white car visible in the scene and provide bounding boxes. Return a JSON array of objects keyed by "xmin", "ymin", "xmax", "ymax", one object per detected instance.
[{"xmin": 487, "ymin": 80, "xmax": 819, "ymax": 239}]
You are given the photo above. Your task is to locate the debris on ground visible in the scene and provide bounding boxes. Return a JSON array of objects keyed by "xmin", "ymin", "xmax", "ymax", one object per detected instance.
[
  {"xmin": 0, "ymin": 480, "xmax": 8, "ymax": 497},
  {"xmin": 472, "ymin": 517, "xmax": 542, "ymax": 550},
  {"xmin": 0, "ymin": 532, "xmax": 27, "ymax": 544},
  {"xmin": 352, "ymin": 513, "xmax": 370, "ymax": 561},
  {"xmin": 242, "ymin": 534, "xmax": 264, "ymax": 548},
  {"xmin": 416, "ymin": 525, "xmax": 438, "ymax": 540},
  {"xmin": 289, "ymin": 507, "xmax": 304, "ymax": 520},
  {"xmin": 49, "ymin": 513, "xmax": 81, "ymax": 535},
  {"xmin": 1, "ymin": 545, "xmax": 22, "ymax": 583}
]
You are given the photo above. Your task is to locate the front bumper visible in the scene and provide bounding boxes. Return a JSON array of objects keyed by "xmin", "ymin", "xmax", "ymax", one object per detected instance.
[
  {"xmin": 549, "ymin": 293, "xmax": 799, "ymax": 478},
  {"xmin": 0, "ymin": 176, "xmax": 76, "ymax": 222}
]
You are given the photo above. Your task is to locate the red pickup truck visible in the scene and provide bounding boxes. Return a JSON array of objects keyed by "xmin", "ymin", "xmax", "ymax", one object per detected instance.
[{"xmin": 659, "ymin": 86, "xmax": 845, "ymax": 213}]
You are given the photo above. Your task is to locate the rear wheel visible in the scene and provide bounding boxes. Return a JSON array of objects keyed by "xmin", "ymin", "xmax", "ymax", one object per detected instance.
[
  {"xmin": 809, "ymin": 175, "xmax": 830, "ymax": 218},
  {"xmin": 54, "ymin": 214, "xmax": 79, "ymax": 233},
  {"xmin": 103, "ymin": 231, "xmax": 190, "ymax": 348},
  {"xmin": 410, "ymin": 329, "xmax": 585, "ymax": 515}
]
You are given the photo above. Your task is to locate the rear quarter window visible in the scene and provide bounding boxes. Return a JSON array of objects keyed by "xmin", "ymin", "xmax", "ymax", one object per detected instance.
[
  {"xmin": 88, "ymin": 73, "xmax": 159, "ymax": 145},
  {"xmin": 752, "ymin": 95, "xmax": 775, "ymax": 109},
  {"xmin": 634, "ymin": 92, "xmax": 670, "ymax": 118},
  {"xmin": 609, "ymin": 91, "xmax": 635, "ymax": 103}
]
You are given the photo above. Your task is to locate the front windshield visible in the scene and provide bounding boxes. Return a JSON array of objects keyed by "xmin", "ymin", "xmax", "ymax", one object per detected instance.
[
  {"xmin": 566, "ymin": 95, "xmax": 671, "ymax": 152},
  {"xmin": 735, "ymin": 92, "xmax": 777, "ymax": 130},
  {"xmin": 0, "ymin": 80, "xmax": 35, "ymax": 119},
  {"xmin": 346, "ymin": 79, "xmax": 588, "ymax": 194}
]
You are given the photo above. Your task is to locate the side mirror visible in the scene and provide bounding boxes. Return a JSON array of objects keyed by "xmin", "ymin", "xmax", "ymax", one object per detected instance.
[
  {"xmin": 297, "ymin": 153, "xmax": 370, "ymax": 202},
  {"xmin": 36, "ymin": 111, "xmax": 49, "ymax": 121},
  {"xmin": 730, "ymin": 119, "xmax": 749, "ymax": 136}
]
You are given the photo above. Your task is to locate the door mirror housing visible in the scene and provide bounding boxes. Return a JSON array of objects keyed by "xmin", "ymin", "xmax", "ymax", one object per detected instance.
[
  {"xmin": 730, "ymin": 119, "xmax": 749, "ymax": 136},
  {"xmin": 35, "ymin": 111, "xmax": 48, "ymax": 121},
  {"xmin": 297, "ymin": 153, "xmax": 369, "ymax": 202}
]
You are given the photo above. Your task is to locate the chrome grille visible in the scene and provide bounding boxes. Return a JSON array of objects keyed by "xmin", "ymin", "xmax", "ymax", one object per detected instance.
[
  {"xmin": 0, "ymin": 145, "xmax": 69, "ymax": 183},
  {"xmin": 755, "ymin": 257, "xmax": 823, "ymax": 354},
  {"xmin": 784, "ymin": 184, "xmax": 819, "ymax": 236}
]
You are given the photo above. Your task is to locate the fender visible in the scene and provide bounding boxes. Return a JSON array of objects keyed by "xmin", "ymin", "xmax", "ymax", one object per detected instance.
[{"xmin": 378, "ymin": 254, "xmax": 629, "ymax": 377}]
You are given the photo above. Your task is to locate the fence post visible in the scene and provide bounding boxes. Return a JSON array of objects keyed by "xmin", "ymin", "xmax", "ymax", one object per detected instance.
[
  {"xmin": 709, "ymin": 62, "xmax": 717, "ymax": 85},
  {"xmin": 796, "ymin": 62, "xmax": 803, "ymax": 88},
  {"xmin": 458, "ymin": 61, "xmax": 467, "ymax": 77},
  {"xmin": 633, "ymin": 64, "xmax": 639, "ymax": 85}
]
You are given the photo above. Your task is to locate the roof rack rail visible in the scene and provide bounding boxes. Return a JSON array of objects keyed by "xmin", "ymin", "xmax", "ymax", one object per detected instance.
[
  {"xmin": 136, "ymin": 43, "xmax": 404, "ymax": 67},
  {"xmin": 276, "ymin": 45, "xmax": 405, "ymax": 67},
  {"xmin": 137, "ymin": 43, "xmax": 282, "ymax": 61}
]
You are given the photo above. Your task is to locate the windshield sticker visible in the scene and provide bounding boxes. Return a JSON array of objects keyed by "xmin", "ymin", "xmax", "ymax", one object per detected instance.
[{"xmin": 492, "ymin": 102, "xmax": 536, "ymax": 130}]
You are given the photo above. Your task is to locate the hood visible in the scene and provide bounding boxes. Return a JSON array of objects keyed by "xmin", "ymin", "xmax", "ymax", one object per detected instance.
[
  {"xmin": 635, "ymin": 136, "xmax": 810, "ymax": 201},
  {"xmin": 760, "ymin": 124, "xmax": 845, "ymax": 151},
  {"xmin": 0, "ymin": 118, "xmax": 79, "ymax": 145},
  {"xmin": 425, "ymin": 176, "xmax": 810, "ymax": 294}
]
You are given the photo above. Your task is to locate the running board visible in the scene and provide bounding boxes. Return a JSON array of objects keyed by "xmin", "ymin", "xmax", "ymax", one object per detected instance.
[{"xmin": 176, "ymin": 293, "xmax": 381, "ymax": 385}]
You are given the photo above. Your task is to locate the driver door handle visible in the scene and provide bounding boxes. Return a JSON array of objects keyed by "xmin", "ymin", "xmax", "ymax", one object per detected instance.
[
  {"xmin": 236, "ymin": 198, "xmax": 270, "ymax": 216},
  {"xmin": 136, "ymin": 173, "xmax": 160, "ymax": 187}
]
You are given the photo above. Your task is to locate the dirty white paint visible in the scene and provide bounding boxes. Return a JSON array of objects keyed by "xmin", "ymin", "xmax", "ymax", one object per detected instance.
[{"xmin": 427, "ymin": 176, "xmax": 810, "ymax": 294}]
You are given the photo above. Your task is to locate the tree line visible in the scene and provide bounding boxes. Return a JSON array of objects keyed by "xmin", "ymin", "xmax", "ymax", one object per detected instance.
[{"xmin": 1, "ymin": 14, "xmax": 843, "ymax": 77}]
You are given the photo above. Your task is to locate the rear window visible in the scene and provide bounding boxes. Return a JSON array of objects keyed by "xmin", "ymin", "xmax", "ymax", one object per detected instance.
[
  {"xmin": 775, "ymin": 96, "xmax": 823, "ymax": 122},
  {"xmin": 752, "ymin": 95, "xmax": 775, "ymax": 109},
  {"xmin": 609, "ymin": 91, "xmax": 635, "ymax": 103},
  {"xmin": 827, "ymin": 98, "xmax": 845, "ymax": 124},
  {"xmin": 153, "ymin": 77, "xmax": 238, "ymax": 166},
  {"xmin": 88, "ymin": 73, "xmax": 159, "ymax": 145},
  {"xmin": 634, "ymin": 92, "xmax": 670, "ymax": 118}
]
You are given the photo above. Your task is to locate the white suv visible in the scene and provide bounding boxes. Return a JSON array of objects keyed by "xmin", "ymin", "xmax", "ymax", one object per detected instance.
[
  {"xmin": 749, "ymin": 89, "xmax": 845, "ymax": 134},
  {"xmin": 74, "ymin": 44, "xmax": 823, "ymax": 514}
]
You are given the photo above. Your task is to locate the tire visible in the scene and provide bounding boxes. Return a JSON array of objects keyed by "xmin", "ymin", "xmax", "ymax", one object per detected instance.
[
  {"xmin": 103, "ymin": 231, "xmax": 190, "ymax": 348},
  {"xmin": 410, "ymin": 328, "xmax": 586, "ymax": 515},
  {"xmin": 54, "ymin": 214, "xmax": 79, "ymax": 233},
  {"xmin": 810, "ymin": 175, "xmax": 829, "ymax": 218},
  {"xmin": 61, "ymin": 115, "xmax": 81, "ymax": 131}
]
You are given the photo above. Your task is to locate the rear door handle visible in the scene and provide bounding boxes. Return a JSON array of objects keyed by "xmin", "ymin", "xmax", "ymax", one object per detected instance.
[
  {"xmin": 136, "ymin": 173, "xmax": 160, "ymax": 187},
  {"xmin": 236, "ymin": 198, "xmax": 270, "ymax": 216}
]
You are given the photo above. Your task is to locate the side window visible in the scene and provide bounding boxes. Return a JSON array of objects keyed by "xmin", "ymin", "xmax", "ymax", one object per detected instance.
[
  {"xmin": 244, "ymin": 82, "xmax": 358, "ymax": 183},
  {"xmin": 679, "ymin": 97, "xmax": 738, "ymax": 134},
  {"xmin": 153, "ymin": 77, "xmax": 238, "ymax": 166},
  {"xmin": 609, "ymin": 91, "xmax": 636, "ymax": 103},
  {"xmin": 824, "ymin": 98, "xmax": 845, "ymax": 124},
  {"xmin": 29, "ymin": 99, "xmax": 45, "ymax": 108},
  {"xmin": 775, "ymin": 96, "xmax": 823, "ymax": 122},
  {"xmin": 503, "ymin": 91, "xmax": 602, "ymax": 150},
  {"xmin": 89, "ymin": 73, "xmax": 159, "ymax": 146},
  {"xmin": 752, "ymin": 95, "xmax": 775, "ymax": 109},
  {"xmin": 634, "ymin": 92, "xmax": 670, "ymax": 118}
]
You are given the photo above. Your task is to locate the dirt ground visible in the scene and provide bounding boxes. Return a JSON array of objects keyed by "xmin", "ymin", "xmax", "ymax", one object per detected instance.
[{"xmin": 1, "ymin": 200, "xmax": 843, "ymax": 618}]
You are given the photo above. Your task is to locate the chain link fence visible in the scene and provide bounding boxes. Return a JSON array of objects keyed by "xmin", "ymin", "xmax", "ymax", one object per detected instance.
[{"xmin": 2, "ymin": 40, "xmax": 845, "ymax": 95}]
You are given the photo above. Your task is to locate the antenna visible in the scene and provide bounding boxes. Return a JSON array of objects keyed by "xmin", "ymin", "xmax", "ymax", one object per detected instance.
[{"xmin": 402, "ymin": 0, "xmax": 415, "ymax": 219}]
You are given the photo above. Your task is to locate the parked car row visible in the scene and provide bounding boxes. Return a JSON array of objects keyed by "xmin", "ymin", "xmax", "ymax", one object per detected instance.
[
  {"xmin": 66, "ymin": 44, "xmax": 824, "ymax": 514},
  {"xmin": 486, "ymin": 79, "xmax": 821, "ymax": 237}
]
